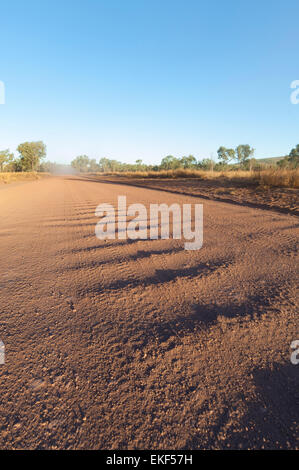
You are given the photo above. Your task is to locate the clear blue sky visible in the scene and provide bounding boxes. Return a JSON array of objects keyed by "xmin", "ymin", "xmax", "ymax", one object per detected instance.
[{"xmin": 0, "ymin": 0, "xmax": 298, "ymax": 164}]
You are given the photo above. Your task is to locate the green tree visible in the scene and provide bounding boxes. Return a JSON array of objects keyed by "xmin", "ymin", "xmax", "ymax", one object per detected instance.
[
  {"xmin": 0, "ymin": 149, "xmax": 14, "ymax": 172},
  {"xmin": 235, "ymin": 145, "xmax": 254, "ymax": 167},
  {"xmin": 197, "ymin": 158, "xmax": 215, "ymax": 170},
  {"xmin": 71, "ymin": 155, "xmax": 91, "ymax": 172},
  {"xmin": 243, "ymin": 157, "xmax": 257, "ymax": 171},
  {"xmin": 160, "ymin": 155, "xmax": 180, "ymax": 170},
  {"xmin": 88, "ymin": 158, "xmax": 100, "ymax": 172},
  {"xmin": 288, "ymin": 144, "xmax": 299, "ymax": 168},
  {"xmin": 180, "ymin": 155, "xmax": 197, "ymax": 168},
  {"xmin": 17, "ymin": 141, "xmax": 46, "ymax": 171},
  {"xmin": 99, "ymin": 157, "xmax": 112, "ymax": 172},
  {"xmin": 217, "ymin": 146, "xmax": 235, "ymax": 164}
]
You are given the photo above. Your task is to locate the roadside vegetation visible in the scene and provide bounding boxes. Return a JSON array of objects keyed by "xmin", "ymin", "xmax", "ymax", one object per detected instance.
[
  {"xmin": 70, "ymin": 144, "xmax": 299, "ymax": 189},
  {"xmin": 0, "ymin": 141, "xmax": 56, "ymax": 184},
  {"xmin": 1, "ymin": 141, "xmax": 298, "ymax": 188},
  {"xmin": 0, "ymin": 172, "xmax": 49, "ymax": 184},
  {"xmin": 0, "ymin": 141, "xmax": 46, "ymax": 172},
  {"xmin": 92, "ymin": 168, "xmax": 299, "ymax": 188}
]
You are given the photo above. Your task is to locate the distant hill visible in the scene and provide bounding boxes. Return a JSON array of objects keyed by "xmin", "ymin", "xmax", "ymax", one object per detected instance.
[
  {"xmin": 227, "ymin": 156, "xmax": 286, "ymax": 168},
  {"xmin": 256, "ymin": 156, "xmax": 285, "ymax": 165}
]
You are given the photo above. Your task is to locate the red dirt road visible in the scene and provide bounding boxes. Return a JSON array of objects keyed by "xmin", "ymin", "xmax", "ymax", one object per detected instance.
[{"xmin": 0, "ymin": 176, "xmax": 298, "ymax": 449}]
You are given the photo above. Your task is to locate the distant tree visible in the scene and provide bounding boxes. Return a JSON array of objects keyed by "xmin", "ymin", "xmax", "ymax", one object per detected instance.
[
  {"xmin": 243, "ymin": 157, "xmax": 257, "ymax": 171},
  {"xmin": 39, "ymin": 161, "xmax": 58, "ymax": 172},
  {"xmin": 217, "ymin": 146, "xmax": 227, "ymax": 163},
  {"xmin": 277, "ymin": 156, "xmax": 290, "ymax": 168},
  {"xmin": 88, "ymin": 158, "xmax": 100, "ymax": 172},
  {"xmin": 180, "ymin": 155, "xmax": 197, "ymax": 168},
  {"xmin": 197, "ymin": 158, "xmax": 215, "ymax": 170},
  {"xmin": 98, "ymin": 157, "xmax": 111, "ymax": 172},
  {"xmin": 71, "ymin": 155, "xmax": 91, "ymax": 172},
  {"xmin": 235, "ymin": 145, "xmax": 254, "ymax": 167},
  {"xmin": 17, "ymin": 141, "xmax": 46, "ymax": 171},
  {"xmin": 288, "ymin": 144, "xmax": 299, "ymax": 168},
  {"xmin": 217, "ymin": 146, "xmax": 235, "ymax": 164},
  {"xmin": 109, "ymin": 159, "xmax": 121, "ymax": 172},
  {"xmin": 0, "ymin": 149, "xmax": 14, "ymax": 172},
  {"xmin": 276, "ymin": 146, "xmax": 299, "ymax": 169},
  {"xmin": 160, "ymin": 155, "xmax": 180, "ymax": 170}
]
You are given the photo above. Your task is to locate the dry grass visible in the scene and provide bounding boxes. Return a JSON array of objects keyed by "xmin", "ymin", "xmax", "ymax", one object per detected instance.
[
  {"xmin": 94, "ymin": 169, "xmax": 254, "ymax": 180},
  {"xmin": 0, "ymin": 172, "xmax": 50, "ymax": 184},
  {"xmin": 92, "ymin": 168, "xmax": 299, "ymax": 188},
  {"xmin": 255, "ymin": 168, "xmax": 299, "ymax": 188}
]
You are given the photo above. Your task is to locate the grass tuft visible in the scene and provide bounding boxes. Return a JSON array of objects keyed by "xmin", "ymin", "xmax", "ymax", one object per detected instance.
[{"xmin": 0, "ymin": 172, "xmax": 50, "ymax": 184}]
